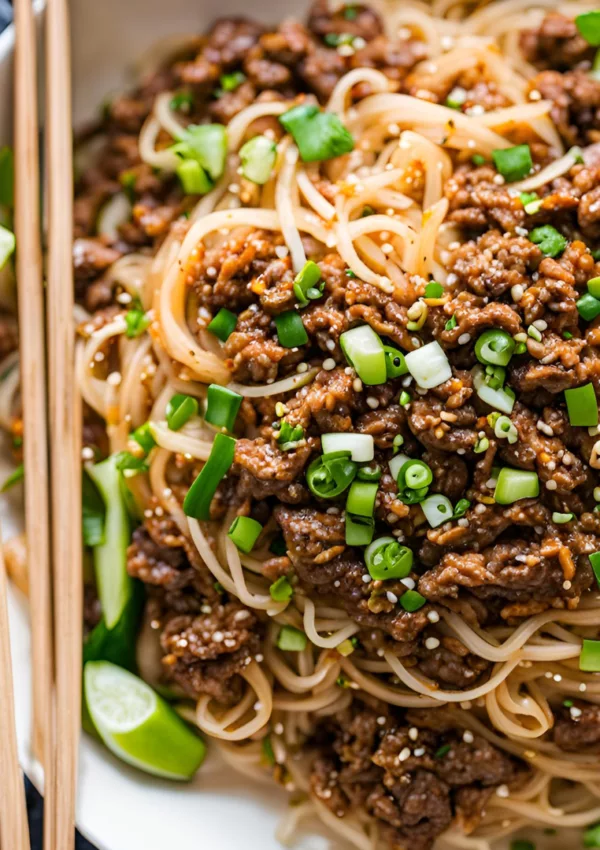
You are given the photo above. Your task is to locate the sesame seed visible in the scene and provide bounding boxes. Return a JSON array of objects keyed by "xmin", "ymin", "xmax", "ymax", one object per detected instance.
[
  {"xmin": 511, "ymin": 284, "xmax": 524, "ymax": 302},
  {"xmin": 570, "ymin": 706, "xmax": 582, "ymax": 719},
  {"xmin": 377, "ymin": 716, "xmax": 387, "ymax": 725},
  {"xmin": 408, "ymin": 727, "xmax": 419, "ymax": 741},
  {"xmin": 362, "ymin": 574, "xmax": 372, "ymax": 584},
  {"xmin": 545, "ymin": 479, "xmax": 558, "ymax": 491},
  {"xmin": 296, "ymin": 363, "xmax": 309, "ymax": 373},
  {"xmin": 401, "ymin": 577, "xmax": 415, "ymax": 590},
  {"xmin": 274, "ymin": 722, "xmax": 284, "ymax": 735},
  {"xmin": 353, "ymin": 378, "xmax": 363, "ymax": 392},
  {"xmin": 381, "ymin": 242, "xmax": 394, "ymax": 255},
  {"xmin": 413, "ymin": 747, "xmax": 425, "ymax": 757},
  {"xmin": 399, "ymin": 747, "xmax": 411, "ymax": 762},
  {"xmin": 425, "ymin": 637, "xmax": 440, "ymax": 650},
  {"xmin": 553, "ymin": 674, "xmax": 562, "ymax": 682},
  {"xmin": 529, "ymin": 89, "xmax": 542, "ymax": 101},
  {"xmin": 213, "ymin": 631, "xmax": 224, "ymax": 643},
  {"xmin": 326, "ymin": 339, "xmax": 336, "ymax": 351},
  {"xmin": 427, "ymin": 611, "xmax": 440, "ymax": 623},
  {"xmin": 458, "ymin": 333, "xmax": 471, "ymax": 345},
  {"xmin": 81, "ymin": 447, "xmax": 95, "ymax": 460},
  {"xmin": 458, "ymin": 518, "xmax": 469, "ymax": 527},
  {"xmin": 322, "ymin": 358, "xmax": 336, "ymax": 371},
  {"xmin": 474, "ymin": 504, "xmax": 486, "ymax": 515},
  {"xmin": 366, "ymin": 396, "xmax": 379, "ymax": 409},
  {"xmin": 580, "ymin": 683, "xmax": 587, "ymax": 692},
  {"xmin": 275, "ymin": 246, "xmax": 289, "ymax": 258},
  {"xmin": 386, "ymin": 591, "xmax": 398, "ymax": 604},
  {"xmin": 496, "ymin": 785, "xmax": 509, "ymax": 798},
  {"xmin": 563, "ymin": 580, "xmax": 572, "ymax": 590},
  {"xmin": 463, "ymin": 730, "xmax": 474, "ymax": 743}
]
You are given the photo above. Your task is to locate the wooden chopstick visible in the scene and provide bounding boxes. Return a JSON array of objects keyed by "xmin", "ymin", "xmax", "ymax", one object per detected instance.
[
  {"xmin": 0, "ymin": 522, "xmax": 30, "ymax": 850},
  {"xmin": 45, "ymin": 0, "xmax": 82, "ymax": 847},
  {"xmin": 13, "ymin": 0, "xmax": 55, "ymax": 820}
]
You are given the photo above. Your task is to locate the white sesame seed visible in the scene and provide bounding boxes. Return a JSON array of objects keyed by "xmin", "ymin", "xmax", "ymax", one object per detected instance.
[
  {"xmin": 553, "ymin": 674, "xmax": 562, "ymax": 682},
  {"xmin": 116, "ymin": 291, "xmax": 133, "ymax": 304},
  {"xmin": 458, "ymin": 333, "xmax": 471, "ymax": 345},
  {"xmin": 296, "ymin": 363, "xmax": 308, "ymax": 373},
  {"xmin": 563, "ymin": 580, "xmax": 572, "ymax": 590},
  {"xmin": 325, "ymin": 339, "xmax": 336, "ymax": 351},
  {"xmin": 474, "ymin": 504, "xmax": 486, "ymax": 515},
  {"xmin": 427, "ymin": 610, "xmax": 440, "ymax": 623},
  {"xmin": 362, "ymin": 574, "xmax": 372, "ymax": 584},
  {"xmin": 545, "ymin": 479, "xmax": 558, "ymax": 491},
  {"xmin": 493, "ymin": 174, "xmax": 505, "ymax": 186},
  {"xmin": 529, "ymin": 89, "xmax": 542, "ymax": 101},
  {"xmin": 381, "ymin": 242, "xmax": 394, "ymax": 255},
  {"xmin": 213, "ymin": 631, "xmax": 224, "ymax": 643},
  {"xmin": 366, "ymin": 396, "xmax": 379, "ymax": 409},
  {"xmin": 353, "ymin": 378, "xmax": 363, "ymax": 392},
  {"xmin": 274, "ymin": 722, "xmax": 284, "ymax": 735},
  {"xmin": 463, "ymin": 730, "xmax": 474, "ymax": 743},
  {"xmin": 532, "ymin": 319, "xmax": 548, "ymax": 331},
  {"xmin": 511, "ymin": 284, "xmax": 524, "ymax": 302},
  {"xmin": 458, "ymin": 518, "xmax": 469, "ymax": 528},
  {"xmin": 401, "ymin": 577, "xmax": 415, "ymax": 590},
  {"xmin": 81, "ymin": 447, "xmax": 95, "ymax": 460},
  {"xmin": 425, "ymin": 637, "xmax": 440, "ymax": 650},
  {"xmin": 275, "ymin": 246, "xmax": 289, "ymax": 258},
  {"xmin": 496, "ymin": 785, "xmax": 509, "ymax": 798},
  {"xmin": 322, "ymin": 358, "xmax": 336, "ymax": 371},
  {"xmin": 580, "ymin": 683, "xmax": 587, "ymax": 692},
  {"xmin": 386, "ymin": 591, "xmax": 398, "ymax": 604},
  {"xmin": 399, "ymin": 747, "xmax": 411, "ymax": 762},
  {"xmin": 377, "ymin": 716, "xmax": 386, "ymax": 725},
  {"xmin": 570, "ymin": 706, "xmax": 582, "ymax": 719},
  {"xmin": 413, "ymin": 747, "xmax": 426, "ymax": 757},
  {"xmin": 408, "ymin": 727, "xmax": 419, "ymax": 741}
]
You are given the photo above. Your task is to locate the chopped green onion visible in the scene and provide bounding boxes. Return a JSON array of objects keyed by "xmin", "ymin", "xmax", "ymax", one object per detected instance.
[
  {"xmin": 527, "ymin": 324, "xmax": 542, "ymax": 342},
  {"xmin": 361, "ymin": 205, "xmax": 375, "ymax": 217},
  {"xmin": 269, "ymin": 576, "xmax": 293, "ymax": 602},
  {"xmin": 509, "ymin": 841, "xmax": 535, "ymax": 850},
  {"xmin": 228, "ymin": 515, "xmax": 263, "ymax": 553},
  {"xmin": 576, "ymin": 10, "xmax": 600, "ymax": 45},
  {"xmin": 124, "ymin": 307, "xmax": 150, "ymax": 338},
  {"xmin": 471, "ymin": 154, "xmax": 486, "ymax": 166},
  {"xmin": 261, "ymin": 735, "xmax": 275, "ymax": 766},
  {"xmin": 336, "ymin": 638, "xmax": 355, "ymax": 656},
  {"xmin": 0, "ymin": 147, "xmax": 14, "ymax": 207},
  {"xmin": 435, "ymin": 744, "xmax": 451, "ymax": 759},
  {"xmin": 473, "ymin": 365, "xmax": 515, "ymax": 414},
  {"xmin": 239, "ymin": 135, "xmax": 277, "ymax": 185},
  {"xmin": 205, "ymin": 384, "xmax": 242, "ymax": 432},
  {"xmin": 357, "ymin": 464, "xmax": 381, "ymax": 482},
  {"xmin": 494, "ymin": 415, "xmax": 518, "ymax": 444},
  {"xmin": 388, "ymin": 452, "xmax": 410, "ymax": 482},
  {"xmin": 344, "ymin": 4, "xmax": 358, "ymax": 20},
  {"xmin": 529, "ymin": 225, "xmax": 567, "ymax": 258},
  {"xmin": 176, "ymin": 159, "xmax": 213, "ymax": 195},
  {"xmin": 492, "ymin": 144, "xmax": 532, "ymax": 182},
  {"xmin": 400, "ymin": 590, "xmax": 426, "ymax": 612},
  {"xmin": 321, "ymin": 432, "xmax": 374, "ymax": 462},
  {"xmin": 345, "ymin": 513, "xmax": 374, "ymax": 545},
  {"xmin": 170, "ymin": 90, "xmax": 194, "ymax": 111},
  {"xmin": 277, "ymin": 625, "xmax": 307, "ymax": 651},
  {"xmin": 565, "ymin": 383, "xmax": 598, "ymax": 427},
  {"xmin": 218, "ymin": 71, "xmax": 246, "ymax": 93},
  {"xmin": 405, "ymin": 341, "xmax": 452, "ymax": 389},
  {"xmin": 519, "ymin": 191, "xmax": 538, "ymax": 207},
  {"xmin": 346, "ymin": 480, "xmax": 378, "ymax": 517},
  {"xmin": 279, "ymin": 104, "xmax": 354, "ymax": 162},
  {"xmin": 552, "ymin": 512, "xmax": 574, "ymax": 524},
  {"xmin": 293, "ymin": 260, "xmax": 322, "ymax": 307},
  {"xmin": 495, "ymin": 468, "xmax": 539, "ymax": 505},
  {"xmin": 345, "ymin": 268, "xmax": 358, "ymax": 278},
  {"xmin": 171, "ymin": 123, "xmax": 227, "ymax": 181},
  {"xmin": 274, "ymin": 311, "xmax": 308, "ymax": 348},
  {"xmin": 445, "ymin": 315, "xmax": 457, "ymax": 331},
  {"xmin": 580, "ymin": 639, "xmax": 600, "ymax": 672},
  {"xmin": 475, "ymin": 329, "xmax": 516, "ymax": 367},
  {"xmin": 563, "ymin": 699, "xmax": 574, "ymax": 708},
  {"xmin": 383, "ymin": 345, "xmax": 408, "ymax": 379},
  {"xmin": 276, "ymin": 421, "xmax": 305, "ymax": 450},
  {"xmin": 474, "ymin": 436, "xmax": 489, "ymax": 454},
  {"xmin": 424, "ymin": 281, "xmax": 444, "ymax": 298},
  {"xmin": 115, "ymin": 451, "xmax": 149, "ymax": 475},
  {"xmin": 82, "ymin": 470, "xmax": 105, "ymax": 547},
  {"xmin": 0, "ymin": 225, "xmax": 15, "ymax": 270},
  {"xmin": 131, "ymin": 422, "xmax": 156, "ymax": 454},
  {"xmin": 207, "ymin": 308, "xmax": 237, "ymax": 342},
  {"xmin": 514, "ymin": 342, "xmax": 527, "ymax": 354},
  {"xmin": 453, "ymin": 498, "xmax": 470, "ymax": 519},
  {"xmin": 340, "ymin": 324, "xmax": 386, "ymax": 385},
  {"xmin": 421, "ymin": 493, "xmax": 453, "ymax": 528},
  {"xmin": 584, "ymin": 822, "xmax": 600, "ymax": 848},
  {"xmin": 588, "ymin": 276, "xmax": 600, "ymax": 299},
  {"xmin": 307, "ymin": 451, "xmax": 357, "ymax": 499},
  {"xmin": 398, "ymin": 459, "xmax": 433, "ymax": 490},
  {"xmin": 399, "ymin": 390, "xmax": 411, "ymax": 407},
  {"xmin": 590, "ymin": 552, "xmax": 600, "ymax": 588},
  {"xmin": 392, "ymin": 435, "xmax": 405, "ymax": 453},
  {"xmin": 183, "ymin": 433, "xmax": 236, "ymax": 520},
  {"xmin": 1, "ymin": 463, "xmax": 24, "ymax": 492},
  {"xmin": 577, "ymin": 292, "xmax": 600, "ymax": 322},
  {"xmin": 324, "ymin": 32, "xmax": 356, "ymax": 47},
  {"xmin": 365, "ymin": 536, "xmax": 413, "ymax": 581},
  {"xmin": 446, "ymin": 87, "xmax": 467, "ymax": 110},
  {"xmin": 166, "ymin": 393, "xmax": 199, "ymax": 431}
]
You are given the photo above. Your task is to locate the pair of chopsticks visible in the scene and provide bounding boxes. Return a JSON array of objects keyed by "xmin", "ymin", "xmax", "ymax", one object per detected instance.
[{"xmin": 8, "ymin": 0, "xmax": 82, "ymax": 848}]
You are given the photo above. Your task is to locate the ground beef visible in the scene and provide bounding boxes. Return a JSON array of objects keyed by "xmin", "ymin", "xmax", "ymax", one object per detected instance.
[
  {"xmin": 448, "ymin": 230, "xmax": 541, "ymax": 299},
  {"xmin": 552, "ymin": 701, "xmax": 600, "ymax": 752},
  {"xmin": 530, "ymin": 70, "xmax": 600, "ymax": 146},
  {"xmin": 520, "ymin": 13, "xmax": 595, "ymax": 71},
  {"xmin": 415, "ymin": 635, "xmax": 490, "ymax": 690},
  {"xmin": 161, "ymin": 601, "xmax": 260, "ymax": 704},
  {"xmin": 445, "ymin": 165, "xmax": 526, "ymax": 233},
  {"xmin": 311, "ymin": 703, "xmax": 526, "ymax": 850},
  {"xmin": 233, "ymin": 438, "xmax": 312, "ymax": 503}
]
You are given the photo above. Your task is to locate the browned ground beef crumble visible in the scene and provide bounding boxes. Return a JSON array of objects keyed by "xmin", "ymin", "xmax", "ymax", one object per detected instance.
[{"xmin": 75, "ymin": 5, "xmax": 600, "ymax": 848}]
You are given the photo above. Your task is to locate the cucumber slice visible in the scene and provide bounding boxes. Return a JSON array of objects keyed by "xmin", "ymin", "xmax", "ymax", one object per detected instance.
[
  {"xmin": 84, "ymin": 661, "xmax": 206, "ymax": 780},
  {"xmin": 87, "ymin": 455, "xmax": 132, "ymax": 629}
]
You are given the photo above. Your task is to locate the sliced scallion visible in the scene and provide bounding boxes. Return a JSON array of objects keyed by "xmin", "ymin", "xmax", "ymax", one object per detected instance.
[
  {"xmin": 207, "ymin": 308, "xmax": 237, "ymax": 342},
  {"xmin": 166, "ymin": 394, "xmax": 199, "ymax": 431},
  {"xmin": 205, "ymin": 384, "xmax": 242, "ymax": 432},
  {"xmin": 269, "ymin": 576, "xmax": 293, "ymax": 602},
  {"xmin": 421, "ymin": 493, "xmax": 453, "ymax": 528},
  {"xmin": 580, "ymin": 639, "xmax": 600, "ymax": 672},
  {"xmin": 365, "ymin": 536, "xmax": 413, "ymax": 581},
  {"xmin": 183, "ymin": 433, "xmax": 236, "ymax": 520},
  {"xmin": 239, "ymin": 135, "xmax": 277, "ymax": 185},
  {"xmin": 473, "ymin": 365, "xmax": 516, "ymax": 414},
  {"xmin": 492, "ymin": 144, "xmax": 532, "ymax": 182},
  {"xmin": 0, "ymin": 225, "xmax": 15, "ymax": 270},
  {"xmin": 565, "ymin": 383, "xmax": 598, "ymax": 427},
  {"xmin": 345, "ymin": 513, "xmax": 375, "ymax": 546},
  {"xmin": 494, "ymin": 415, "xmax": 518, "ymax": 444},
  {"xmin": 529, "ymin": 225, "xmax": 567, "ymax": 258},
  {"xmin": 383, "ymin": 345, "xmax": 408, "ymax": 378},
  {"xmin": 400, "ymin": 590, "xmax": 426, "ymax": 612},
  {"xmin": 277, "ymin": 625, "xmax": 307, "ymax": 652},
  {"xmin": 228, "ymin": 515, "xmax": 263, "ymax": 553},
  {"xmin": 279, "ymin": 104, "xmax": 354, "ymax": 162},
  {"xmin": 494, "ymin": 468, "xmax": 539, "ymax": 505},
  {"xmin": 293, "ymin": 260, "xmax": 323, "ymax": 307},
  {"xmin": 275, "ymin": 311, "xmax": 308, "ymax": 348},
  {"xmin": 475, "ymin": 329, "xmax": 516, "ymax": 367},
  {"xmin": 321, "ymin": 432, "xmax": 374, "ymax": 462},
  {"xmin": 404, "ymin": 341, "xmax": 452, "ymax": 389},
  {"xmin": 346, "ymin": 480, "xmax": 378, "ymax": 517},
  {"xmin": 340, "ymin": 325, "xmax": 386, "ymax": 385}
]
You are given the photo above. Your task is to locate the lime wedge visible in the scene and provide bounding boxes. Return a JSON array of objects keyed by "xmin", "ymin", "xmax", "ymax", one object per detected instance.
[{"xmin": 84, "ymin": 661, "xmax": 206, "ymax": 780}]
